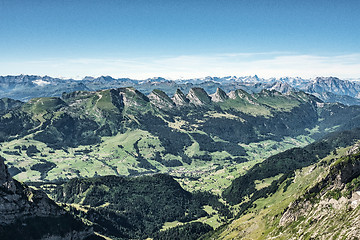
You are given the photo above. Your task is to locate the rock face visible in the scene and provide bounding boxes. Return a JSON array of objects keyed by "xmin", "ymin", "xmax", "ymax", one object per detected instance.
[
  {"xmin": 210, "ymin": 88, "xmax": 229, "ymax": 102},
  {"xmin": 311, "ymin": 91, "xmax": 360, "ymax": 106},
  {"xmin": 267, "ymin": 81, "xmax": 294, "ymax": 94},
  {"xmin": 172, "ymin": 89, "xmax": 190, "ymax": 106},
  {"xmin": 116, "ymin": 87, "xmax": 149, "ymax": 107},
  {"xmin": 275, "ymin": 152, "xmax": 360, "ymax": 239},
  {"xmin": 0, "ymin": 156, "xmax": 96, "ymax": 240},
  {"xmin": 186, "ymin": 87, "xmax": 212, "ymax": 105},
  {"xmin": 148, "ymin": 89, "xmax": 175, "ymax": 109},
  {"xmin": 228, "ymin": 89, "xmax": 249, "ymax": 99}
]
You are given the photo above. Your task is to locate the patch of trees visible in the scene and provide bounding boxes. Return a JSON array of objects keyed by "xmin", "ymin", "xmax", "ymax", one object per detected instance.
[
  {"xmin": 199, "ymin": 105, "xmax": 318, "ymax": 145},
  {"xmin": 0, "ymin": 111, "xmax": 35, "ymax": 142},
  {"xmin": 190, "ymin": 133, "xmax": 246, "ymax": 156},
  {"xmin": 138, "ymin": 113, "xmax": 193, "ymax": 156},
  {"xmin": 2, "ymin": 150, "xmax": 20, "ymax": 156},
  {"xmin": 25, "ymin": 145, "xmax": 40, "ymax": 157},
  {"xmin": 30, "ymin": 161, "xmax": 56, "ymax": 180},
  {"xmin": 133, "ymin": 139, "xmax": 157, "ymax": 170},
  {"xmin": 0, "ymin": 215, "xmax": 87, "ymax": 240},
  {"xmin": 33, "ymin": 115, "xmax": 101, "ymax": 148},
  {"xmin": 7, "ymin": 166, "xmax": 22, "ymax": 176},
  {"xmin": 152, "ymin": 222, "xmax": 213, "ymax": 240}
]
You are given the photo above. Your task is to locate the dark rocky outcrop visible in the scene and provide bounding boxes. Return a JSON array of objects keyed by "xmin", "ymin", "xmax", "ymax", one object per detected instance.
[
  {"xmin": 0, "ymin": 156, "xmax": 98, "ymax": 240},
  {"xmin": 0, "ymin": 98, "xmax": 23, "ymax": 114}
]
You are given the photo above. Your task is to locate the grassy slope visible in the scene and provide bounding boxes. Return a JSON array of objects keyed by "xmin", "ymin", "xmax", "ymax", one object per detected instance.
[
  {"xmin": 0, "ymin": 131, "xmax": 313, "ymax": 190},
  {"xmin": 205, "ymin": 146, "xmax": 352, "ymax": 240},
  {"xmin": 0, "ymin": 130, "xmax": 165, "ymax": 181},
  {"xmin": 222, "ymin": 128, "xmax": 360, "ymax": 205}
]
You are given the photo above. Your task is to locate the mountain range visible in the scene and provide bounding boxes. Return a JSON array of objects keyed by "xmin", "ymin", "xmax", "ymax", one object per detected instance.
[
  {"xmin": 2, "ymin": 75, "xmax": 360, "ymax": 106},
  {"xmin": 3, "ymin": 86, "xmax": 360, "ymax": 183},
  {"xmin": 2, "ymin": 78, "xmax": 360, "ymax": 239}
]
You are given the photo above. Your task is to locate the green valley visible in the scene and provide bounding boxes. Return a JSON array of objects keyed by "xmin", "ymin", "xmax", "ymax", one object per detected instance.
[
  {"xmin": 2, "ymin": 86, "xmax": 360, "ymax": 239},
  {"xmin": 1, "ymin": 87, "xmax": 360, "ymax": 184}
]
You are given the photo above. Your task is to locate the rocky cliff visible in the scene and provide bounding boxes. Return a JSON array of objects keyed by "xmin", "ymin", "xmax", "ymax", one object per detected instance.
[
  {"xmin": 186, "ymin": 87, "xmax": 212, "ymax": 105},
  {"xmin": 0, "ymin": 156, "xmax": 99, "ymax": 240},
  {"xmin": 271, "ymin": 147, "xmax": 360, "ymax": 239},
  {"xmin": 171, "ymin": 88, "xmax": 190, "ymax": 106},
  {"xmin": 148, "ymin": 89, "xmax": 176, "ymax": 109},
  {"xmin": 210, "ymin": 88, "xmax": 229, "ymax": 102}
]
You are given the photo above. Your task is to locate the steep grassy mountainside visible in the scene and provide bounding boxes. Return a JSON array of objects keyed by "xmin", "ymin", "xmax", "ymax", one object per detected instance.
[
  {"xmin": 2, "ymin": 87, "xmax": 360, "ymax": 184},
  {"xmin": 271, "ymin": 149, "xmax": 360, "ymax": 239},
  {"xmin": 0, "ymin": 156, "xmax": 101, "ymax": 240},
  {"xmin": 50, "ymin": 174, "xmax": 229, "ymax": 240},
  {"xmin": 223, "ymin": 128, "xmax": 360, "ymax": 205},
  {"xmin": 204, "ymin": 133, "xmax": 360, "ymax": 240}
]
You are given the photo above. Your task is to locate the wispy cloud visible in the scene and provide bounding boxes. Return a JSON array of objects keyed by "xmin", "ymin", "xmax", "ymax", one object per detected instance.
[{"xmin": 1, "ymin": 53, "xmax": 360, "ymax": 80}]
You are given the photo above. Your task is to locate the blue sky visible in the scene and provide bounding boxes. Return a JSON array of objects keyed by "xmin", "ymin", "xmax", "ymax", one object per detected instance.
[{"xmin": 1, "ymin": 0, "xmax": 360, "ymax": 79}]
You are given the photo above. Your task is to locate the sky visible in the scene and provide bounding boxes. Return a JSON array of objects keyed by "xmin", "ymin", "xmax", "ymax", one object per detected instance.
[{"xmin": 0, "ymin": 0, "xmax": 360, "ymax": 79}]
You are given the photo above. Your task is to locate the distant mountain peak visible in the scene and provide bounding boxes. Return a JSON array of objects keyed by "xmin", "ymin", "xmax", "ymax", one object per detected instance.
[
  {"xmin": 172, "ymin": 89, "xmax": 190, "ymax": 106},
  {"xmin": 116, "ymin": 87, "xmax": 149, "ymax": 107},
  {"xmin": 148, "ymin": 89, "xmax": 175, "ymax": 109},
  {"xmin": 211, "ymin": 87, "xmax": 229, "ymax": 102},
  {"xmin": 314, "ymin": 76, "xmax": 340, "ymax": 82},
  {"xmin": 268, "ymin": 81, "xmax": 294, "ymax": 94},
  {"xmin": 187, "ymin": 87, "xmax": 212, "ymax": 105},
  {"xmin": 228, "ymin": 89, "xmax": 249, "ymax": 99},
  {"xmin": 145, "ymin": 77, "xmax": 168, "ymax": 82}
]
